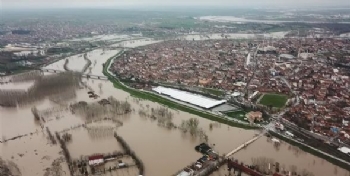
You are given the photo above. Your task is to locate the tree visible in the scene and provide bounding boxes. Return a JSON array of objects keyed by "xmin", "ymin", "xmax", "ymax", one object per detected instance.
[
  {"xmin": 31, "ymin": 106, "xmax": 40, "ymax": 121},
  {"xmin": 187, "ymin": 118, "xmax": 199, "ymax": 136}
]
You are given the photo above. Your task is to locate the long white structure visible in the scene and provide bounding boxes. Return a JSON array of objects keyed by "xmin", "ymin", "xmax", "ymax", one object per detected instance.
[{"xmin": 152, "ymin": 86, "xmax": 226, "ymax": 109}]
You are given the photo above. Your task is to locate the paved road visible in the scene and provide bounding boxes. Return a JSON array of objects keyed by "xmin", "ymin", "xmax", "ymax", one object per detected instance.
[{"xmin": 244, "ymin": 44, "xmax": 260, "ymax": 95}]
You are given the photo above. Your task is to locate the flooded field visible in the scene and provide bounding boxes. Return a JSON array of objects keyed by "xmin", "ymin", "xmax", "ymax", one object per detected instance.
[
  {"xmin": 178, "ymin": 32, "xmax": 289, "ymax": 41},
  {"xmin": 0, "ymin": 81, "xmax": 35, "ymax": 91},
  {"xmin": 198, "ymin": 16, "xmax": 350, "ymax": 24},
  {"xmin": 43, "ymin": 58, "xmax": 67, "ymax": 71},
  {"xmin": 111, "ymin": 38, "xmax": 162, "ymax": 48},
  {"xmin": 1, "ymin": 39, "xmax": 350, "ymax": 176},
  {"xmin": 69, "ymin": 34, "xmax": 131, "ymax": 42},
  {"xmin": 340, "ymin": 32, "xmax": 350, "ymax": 38},
  {"xmin": 66, "ymin": 54, "xmax": 86, "ymax": 72},
  {"xmin": 85, "ymin": 49, "xmax": 121, "ymax": 76}
]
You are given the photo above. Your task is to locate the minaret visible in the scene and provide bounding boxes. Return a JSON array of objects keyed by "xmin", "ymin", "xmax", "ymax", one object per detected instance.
[
  {"xmin": 297, "ymin": 30, "xmax": 301, "ymax": 58},
  {"xmin": 245, "ymin": 53, "xmax": 251, "ymax": 69}
]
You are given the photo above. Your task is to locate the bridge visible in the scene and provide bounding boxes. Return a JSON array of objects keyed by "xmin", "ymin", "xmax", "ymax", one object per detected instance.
[
  {"xmin": 173, "ymin": 131, "xmax": 265, "ymax": 176},
  {"xmin": 225, "ymin": 132, "xmax": 265, "ymax": 158},
  {"xmin": 40, "ymin": 69, "xmax": 108, "ymax": 80}
]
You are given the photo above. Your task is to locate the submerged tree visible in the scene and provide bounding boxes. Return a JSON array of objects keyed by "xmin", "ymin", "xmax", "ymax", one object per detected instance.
[
  {"xmin": 31, "ymin": 106, "xmax": 40, "ymax": 121},
  {"xmin": 179, "ymin": 118, "xmax": 207, "ymax": 141},
  {"xmin": 62, "ymin": 133, "xmax": 72, "ymax": 142}
]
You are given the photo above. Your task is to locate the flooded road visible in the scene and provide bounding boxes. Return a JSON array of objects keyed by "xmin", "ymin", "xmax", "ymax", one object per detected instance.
[{"xmin": 1, "ymin": 38, "xmax": 349, "ymax": 176}]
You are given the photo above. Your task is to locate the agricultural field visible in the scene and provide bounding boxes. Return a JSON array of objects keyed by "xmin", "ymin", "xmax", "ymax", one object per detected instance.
[{"xmin": 259, "ymin": 93, "xmax": 288, "ymax": 108}]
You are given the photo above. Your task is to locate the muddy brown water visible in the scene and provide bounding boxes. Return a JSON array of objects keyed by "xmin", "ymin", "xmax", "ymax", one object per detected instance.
[
  {"xmin": 233, "ymin": 137, "xmax": 350, "ymax": 176},
  {"xmin": 1, "ymin": 49, "xmax": 349, "ymax": 176}
]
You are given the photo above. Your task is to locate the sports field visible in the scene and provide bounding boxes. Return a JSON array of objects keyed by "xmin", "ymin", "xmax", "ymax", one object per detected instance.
[
  {"xmin": 259, "ymin": 93, "xmax": 288, "ymax": 108},
  {"xmin": 225, "ymin": 111, "xmax": 246, "ymax": 121}
]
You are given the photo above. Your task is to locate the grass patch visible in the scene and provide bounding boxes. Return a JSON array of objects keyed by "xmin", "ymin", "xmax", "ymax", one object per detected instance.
[
  {"xmin": 259, "ymin": 93, "xmax": 288, "ymax": 108},
  {"xmin": 103, "ymin": 52, "xmax": 259, "ymax": 130},
  {"xmin": 225, "ymin": 111, "xmax": 247, "ymax": 121}
]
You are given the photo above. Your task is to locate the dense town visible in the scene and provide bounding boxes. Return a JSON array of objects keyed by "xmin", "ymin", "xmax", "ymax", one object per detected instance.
[{"xmin": 111, "ymin": 37, "xmax": 350, "ymax": 145}]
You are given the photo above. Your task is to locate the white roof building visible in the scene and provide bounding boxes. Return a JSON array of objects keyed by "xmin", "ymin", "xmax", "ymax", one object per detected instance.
[
  {"xmin": 338, "ymin": 147, "xmax": 350, "ymax": 154},
  {"xmin": 153, "ymin": 86, "xmax": 226, "ymax": 109},
  {"xmin": 279, "ymin": 54, "xmax": 294, "ymax": 60},
  {"xmin": 231, "ymin": 91, "xmax": 242, "ymax": 97},
  {"xmin": 88, "ymin": 158, "xmax": 104, "ymax": 166},
  {"xmin": 177, "ymin": 170, "xmax": 193, "ymax": 176}
]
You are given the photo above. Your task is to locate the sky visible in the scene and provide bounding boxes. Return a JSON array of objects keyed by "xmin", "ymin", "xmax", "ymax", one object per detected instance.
[{"xmin": 1, "ymin": 0, "xmax": 350, "ymax": 9}]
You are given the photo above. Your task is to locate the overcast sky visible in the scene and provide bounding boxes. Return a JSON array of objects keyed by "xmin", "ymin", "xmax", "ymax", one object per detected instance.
[{"xmin": 2, "ymin": 0, "xmax": 350, "ymax": 9}]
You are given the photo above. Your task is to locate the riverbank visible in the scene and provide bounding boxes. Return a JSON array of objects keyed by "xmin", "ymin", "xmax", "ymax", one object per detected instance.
[
  {"xmin": 103, "ymin": 52, "xmax": 259, "ymax": 130},
  {"xmin": 269, "ymin": 131, "xmax": 350, "ymax": 172}
]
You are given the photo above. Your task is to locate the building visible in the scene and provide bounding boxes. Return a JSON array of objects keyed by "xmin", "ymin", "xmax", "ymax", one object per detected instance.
[
  {"xmin": 195, "ymin": 143, "xmax": 212, "ymax": 154},
  {"xmin": 177, "ymin": 168, "xmax": 194, "ymax": 176},
  {"xmin": 279, "ymin": 54, "xmax": 294, "ymax": 60},
  {"xmin": 88, "ymin": 155, "xmax": 104, "ymax": 166},
  {"xmin": 245, "ymin": 53, "xmax": 251, "ymax": 68},
  {"xmin": 338, "ymin": 147, "xmax": 350, "ymax": 156},
  {"xmin": 246, "ymin": 111, "xmax": 263, "ymax": 123}
]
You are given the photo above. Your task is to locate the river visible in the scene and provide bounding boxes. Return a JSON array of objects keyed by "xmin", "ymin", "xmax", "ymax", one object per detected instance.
[
  {"xmin": 198, "ymin": 16, "xmax": 350, "ymax": 24},
  {"xmin": 0, "ymin": 37, "xmax": 349, "ymax": 176}
]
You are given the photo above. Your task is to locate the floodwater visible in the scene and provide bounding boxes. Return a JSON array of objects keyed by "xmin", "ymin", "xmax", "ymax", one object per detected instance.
[
  {"xmin": 234, "ymin": 137, "xmax": 350, "ymax": 176},
  {"xmin": 340, "ymin": 33, "xmax": 350, "ymax": 38},
  {"xmin": 178, "ymin": 32, "xmax": 289, "ymax": 41},
  {"xmin": 111, "ymin": 38, "xmax": 162, "ymax": 48},
  {"xmin": 198, "ymin": 16, "xmax": 350, "ymax": 24},
  {"xmin": 0, "ymin": 81, "xmax": 34, "ymax": 91},
  {"xmin": 68, "ymin": 34, "xmax": 131, "ymax": 42},
  {"xmin": 85, "ymin": 49, "xmax": 121, "ymax": 76},
  {"xmin": 66, "ymin": 54, "xmax": 86, "ymax": 72},
  {"xmin": 43, "ymin": 58, "xmax": 66, "ymax": 71},
  {"xmin": 1, "ymin": 39, "xmax": 349, "ymax": 176}
]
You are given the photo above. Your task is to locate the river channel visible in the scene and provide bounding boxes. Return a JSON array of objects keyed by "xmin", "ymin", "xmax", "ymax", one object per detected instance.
[{"xmin": 1, "ymin": 37, "xmax": 349, "ymax": 176}]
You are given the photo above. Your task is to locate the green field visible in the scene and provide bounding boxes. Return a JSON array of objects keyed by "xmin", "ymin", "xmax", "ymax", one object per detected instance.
[
  {"xmin": 259, "ymin": 93, "xmax": 288, "ymax": 108},
  {"xmin": 225, "ymin": 111, "xmax": 247, "ymax": 121}
]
